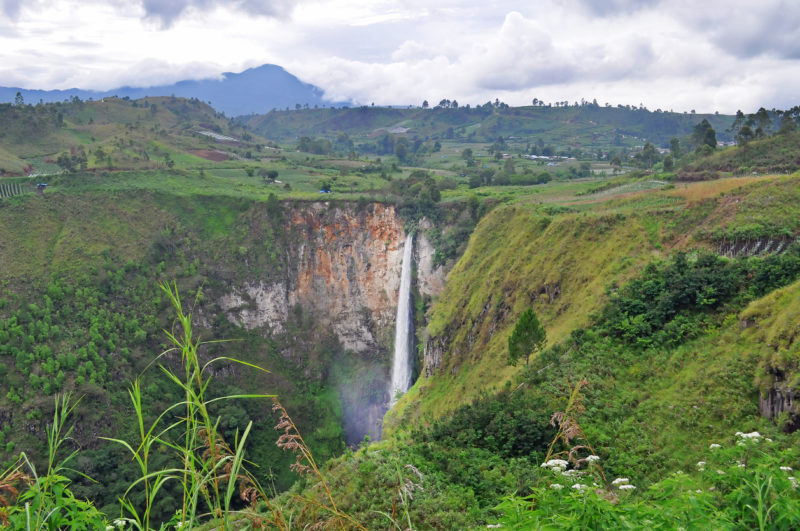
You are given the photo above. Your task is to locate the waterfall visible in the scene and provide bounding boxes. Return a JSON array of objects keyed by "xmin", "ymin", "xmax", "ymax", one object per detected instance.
[{"xmin": 390, "ymin": 233, "xmax": 414, "ymax": 406}]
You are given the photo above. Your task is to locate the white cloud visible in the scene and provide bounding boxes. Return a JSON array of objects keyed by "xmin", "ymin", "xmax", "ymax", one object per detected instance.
[{"xmin": 0, "ymin": 0, "xmax": 799, "ymax": 112}]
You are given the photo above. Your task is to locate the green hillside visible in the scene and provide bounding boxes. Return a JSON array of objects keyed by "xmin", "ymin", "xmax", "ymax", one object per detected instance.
[
  {"xmin": 0, "ymin": 96, "xmax": 271, "ymax": 178},
  {"xmin": 245, "ymin": 103, "xmax": 734, "ymax": 150},
  {"xmin": 1, "ymin": 97, "xmax": 799, "ymax": 529},
  {"xmin": 0, "ymin": 192, "xmax": 351, "ymax": 520},
  {"xmin": 281, "ymin": 174, "xmax": 800, "ymax": 529}
]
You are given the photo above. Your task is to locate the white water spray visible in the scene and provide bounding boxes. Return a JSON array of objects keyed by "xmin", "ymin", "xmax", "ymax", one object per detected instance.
[{"xmin": 390, "ymin": 233, "xmax": 414, "ymax": 406}]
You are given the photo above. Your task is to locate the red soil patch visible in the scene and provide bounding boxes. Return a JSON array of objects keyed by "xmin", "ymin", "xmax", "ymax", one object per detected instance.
[{"xmin": 189, "ymin": 149, "xmax": 229, "ymax": 162}]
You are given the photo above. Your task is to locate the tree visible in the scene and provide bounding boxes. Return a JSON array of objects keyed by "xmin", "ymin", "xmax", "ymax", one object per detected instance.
[
  {"xmin": 663, "ymin": 154, "xmax": 674, "ymax": 171},
  {"xmin": 637, "ymin": 142, "xmax": 659, "ymax": 169},
  {"xmin": 56, "ymin": 153, "xmax": 74, "ymax": 172},
  {"xmin": 729, "ymin": 110, "xmax": 746, "ymax": 136},
  {"xmin": 691, "ymin": 119, "xmax": 716, "ymax": 150},
  {"xmin": 508, "ymin": 308, "xmax": 546, "ymax": 366},
  {"xmin": 610, "ymin": 156, "xmax": 622, "ymax": 175},
  {"xmin": 703, "ymin": 127, "xmax": 717, "ymax": 149},
  {"xmin": 669, "ymin": 137, "xmax": 681, "ymax": 158},
  {"xmin": 394, "ymin": 138, "xmax": 409, "ymax": 163},
  {"xmin": 422, "ymin": 100, "xmax": 429, "ymax": 109},
  {"xmin": 752, "ymin": 107, "xmax": 772, "ymax": 137},
  {"xmin": 736, "ymin": 125, "xmax": 755, "ymax": 146},
  {"xmin": 14, "ymin": 91, "xmax": 24, "ymax": 106}
]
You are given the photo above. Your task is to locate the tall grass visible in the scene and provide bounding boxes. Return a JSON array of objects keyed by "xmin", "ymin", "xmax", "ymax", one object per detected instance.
[
  {"xmin": 106, "ymin": 281, "xmax": 283, "ymax": 530},
  {"xmin": 0, "ymin": 394, "xmax": 108, "ymax": 529},
  {"xmin": 0, "ymin": 281, "xmax": 363, "ymax": 529}
]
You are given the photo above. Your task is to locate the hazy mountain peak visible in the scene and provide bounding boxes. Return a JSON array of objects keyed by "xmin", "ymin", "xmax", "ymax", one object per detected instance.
[{"xmin": 0, "ymin": 64, "xmax": 346, "ymax": 116}]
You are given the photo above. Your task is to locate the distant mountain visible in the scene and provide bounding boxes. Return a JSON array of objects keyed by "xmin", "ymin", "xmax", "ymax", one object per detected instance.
[{"xmin": 0, "ymin": 64, "xmax": 347, "ymax": 116}]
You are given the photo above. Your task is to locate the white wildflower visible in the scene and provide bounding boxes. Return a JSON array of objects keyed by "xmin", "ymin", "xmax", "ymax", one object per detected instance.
[
  {"xmin": 561, "ymin": 469, "xmax": 584, "ymax": 478},
  {"xmin": 541, "ymin": 459, "xmax": 569, "ymax": 472},
  {"xmin": 789, "ymin": 477, "xmax": 797, "ymax": 489},
  {"xmin": 612, "ymin": 477, "xmax": 630, "ymax": 486},
  {"xmin": 114, "ymin": 519, "xmax": 126, "ymax": 529},
  {"xmin": 550, "ymin": 483, "xmax": 564, "ymax": 490},
  {"xmin": 735, "ymin": 431, "xmax": 761, "ymax": 441},
  {"xmin": 106, "ymin": 527, "xmax": 114, "ymax": 531},
  {"xmin": 695, "ymin": 489, "xmax": 703, "ymax": 494},
  {"xmin": 766, "ymin": 438, "xmax": 773, "ymax": 442},
  {"xmin": 780, "ymin": 466, "xmax": 793, "ymax": 472},
  {"xmin": 487, "ymin": 524, "xmax": 503, "ymax": 529},
  {"xmin": 619, "ymin": 484, "xmax": 636, "ymax": 490},
  {"xmin": 585, "ymin": 455, "xmax": 601, "ymax": 463},
  {"xmin": 571, "ymin": 483, "xmax": 588, "ymax": 491},
  {"xmin": 716, "ymin": 470, "xmax": 725, "ymax": 475},
  {"xmin": 737, "ymin": 461, "xmax": 746, "ymax": 468},
  {"xmin": 696, "ymin": 461, "xmax": 706, "ymax": 471},
  {"xmin": 709, "ymin": 443, "xmax": 721, "ymax": 450}
]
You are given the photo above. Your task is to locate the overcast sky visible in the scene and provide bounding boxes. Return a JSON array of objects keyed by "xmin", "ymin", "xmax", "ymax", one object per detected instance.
[{"xmin": 1, "ymin": 0, "xmax": 797, "ymax": 113}]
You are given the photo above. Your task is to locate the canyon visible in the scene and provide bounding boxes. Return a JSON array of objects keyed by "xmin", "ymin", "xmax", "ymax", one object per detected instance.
[{"xmin": 212, "ymin": 202, "xmax": 444, "ymax": 442}]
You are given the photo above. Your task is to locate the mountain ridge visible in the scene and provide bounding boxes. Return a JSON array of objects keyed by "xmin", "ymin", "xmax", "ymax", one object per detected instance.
[{"xmin": 0, "ymin": 64, "xmax": 347, "ymax": 116}]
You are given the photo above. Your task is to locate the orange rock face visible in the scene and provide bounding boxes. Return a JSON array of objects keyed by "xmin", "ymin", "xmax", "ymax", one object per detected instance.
[
  {"xmin": 290, "ymin": 203, "xmax": 405, "ymax": 352},
  {"xmin": 220, "ymin": 202, "xmax": 406, "ymax": 354}
]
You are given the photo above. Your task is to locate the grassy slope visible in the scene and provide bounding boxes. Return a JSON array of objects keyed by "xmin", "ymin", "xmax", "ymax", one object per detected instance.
[
  {"xmin": 0, "ymin": 190, "xmax": 351, "ymax": 509},
  {"xmin": 0, "ymin": 97, "xmax": 271, "ymax": 176},
  {"xmin": 248, "ymin": 105, "xmax": 733, "ymax": 148},
  {"xmin": 387, "ymin": 174, "xmax": 800, "ymax": 434},
  {"xmin": 741, "ymin": 279, "xmax": 800, "ymax": 391},
  {"xmin": 388, "ymin": 207, "xmax": 658, "ymax": 431},
  {"xmin": 680, "ymin": 130, "xmax": 800, "ymax": 177},
  {"xmin": 0, "ymin": 191, "xmax": 174, "ymax": 277}
]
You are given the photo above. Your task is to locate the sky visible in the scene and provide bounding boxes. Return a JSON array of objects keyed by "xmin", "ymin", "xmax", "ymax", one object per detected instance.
[{"xmin": 1, "ymin": 0, "xmax": 798, "ymax": 113}]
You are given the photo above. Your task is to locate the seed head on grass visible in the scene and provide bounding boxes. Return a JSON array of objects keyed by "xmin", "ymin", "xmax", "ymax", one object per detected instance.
[
  {"xmin": 272, "ymin": 398, "xmax": 367, "ymax": 530},
  {"xmin": 273, "ymin": 399, "xmax": 313, "ymax": 475},
  {"xmin": 0, "ymin": 467, "xmax": 32, "ymax": 526}
]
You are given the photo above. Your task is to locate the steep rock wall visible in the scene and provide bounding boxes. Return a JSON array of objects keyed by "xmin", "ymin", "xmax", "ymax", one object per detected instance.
[
  {"xmin": 216, "ymin": 202, "xmax": 451, "ymax": 443},
  {"xmin": 220, "ymin": 202, "xmax": 405, "ymax": 354},
  {"xmin": 416, "ymin": 229, "xmax": 447, "ymax": 297}
]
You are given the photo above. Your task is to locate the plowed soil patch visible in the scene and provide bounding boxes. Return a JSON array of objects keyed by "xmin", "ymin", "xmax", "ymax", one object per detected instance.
[{"xmin": 190, "ymin": 150, "xmax": 229, "ymax": 161}]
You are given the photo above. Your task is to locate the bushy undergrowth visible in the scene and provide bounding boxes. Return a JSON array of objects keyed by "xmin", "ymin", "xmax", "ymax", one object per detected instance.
[
  {"xmin": 494, "ymin": 430, "xmax": 799, "ymax": 530},
  {"xmin": 680, "ymin": 130, "xmax": 800, "ymax": 178},
  {"xmin": 0, "ymin": 195, "xmax": 350, "ymax": 522},
  {"xmin": 598, "ymin": 246, "xmax": 800, "ymax": 347},
  {"xmin": 417, "ymin": 391, "xmax": 553, "ymax": 459}
]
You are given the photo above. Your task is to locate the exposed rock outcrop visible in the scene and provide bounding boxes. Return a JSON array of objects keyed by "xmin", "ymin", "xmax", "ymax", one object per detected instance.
[
  {"xmin": 216, "ymin": 202, "xmax": 460, "ymax": 443},
  {"xmin": 416, "ymin": 224, "xmax": 447, "ymax": 297},
  {"xmin": 221, "ymin": 202, "xmax": 405, "ymax": 354},
  {"xmin": 759, "ymin": 371, "xmax": 799, "ymax": 433},
  {"xmin": 717, "ymin": 237, "xmax": 798, "ymax": 258}
]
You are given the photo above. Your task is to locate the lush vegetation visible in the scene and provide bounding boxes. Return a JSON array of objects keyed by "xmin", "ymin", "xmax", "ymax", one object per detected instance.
[
  {"xmin": 0, "ymin": 192, "xmax": 353, "ymax": 522},
  {"xmin": 2, "ymin": 95, "xmax": 800, "ymax": 529}
]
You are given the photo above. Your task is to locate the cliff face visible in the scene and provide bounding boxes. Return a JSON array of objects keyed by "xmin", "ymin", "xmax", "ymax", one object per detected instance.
[
  {"xmin": 759, "ymin": 376, "xmax": 798, "ymax": 433},
  {"xmin": 216, "ymin": 202, "xmax": 446, "ymax": 443},
  {"xmin": 219, "ymin": 202, "xmax": 405, "ymax": 354}
]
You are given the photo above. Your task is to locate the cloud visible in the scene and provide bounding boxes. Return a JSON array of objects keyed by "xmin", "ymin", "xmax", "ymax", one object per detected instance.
[
  {"xmin": 0, "ymin": 0, "xmax": 24, "ymax": 18},
  {"xmin": 571, "ymin": 0, "xmax": 661, "ymax": 17},
  {"xmin": 1, "ymin": 1, "xmax": 799, "ymax": 113},
  {"xmin": 140, "ymin": 0, "xmax": 300, "ymax": 28},
  {"xmin": 665, "ymin": 1, "xmax": 800, "ymax": 61},
  {"xmin": 288, "ymin": 6, "xmax": 800, "ymax": 114}
]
